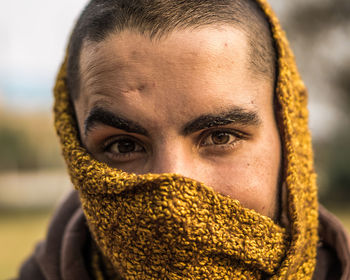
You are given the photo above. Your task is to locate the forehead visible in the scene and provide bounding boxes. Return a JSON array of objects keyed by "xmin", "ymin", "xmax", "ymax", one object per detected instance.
[
  {"xmin": 76, "ymin": 26, "xmax": 273, "ymax": 127},
  {"xmin": 79, "ymin": 26, "xmax": 249, "ymax": 90}
]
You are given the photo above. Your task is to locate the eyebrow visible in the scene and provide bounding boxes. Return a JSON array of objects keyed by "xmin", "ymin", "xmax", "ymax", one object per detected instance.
[
  {"xmin": 182, "ymin": 107, "xmax": 261, "ymax": 135},
  {"xmin": 84, "ymin": 106, "xmax": 261, "ymax": 137},
  {"xmin": 84, "ymin": 107, "xmax": 148, "ymax": 136}
]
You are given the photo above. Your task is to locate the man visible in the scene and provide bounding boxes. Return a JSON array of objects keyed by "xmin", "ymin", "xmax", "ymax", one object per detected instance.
[{"xmin": 19, "ymin": 0, "xmax": 350, "ymax": 279}]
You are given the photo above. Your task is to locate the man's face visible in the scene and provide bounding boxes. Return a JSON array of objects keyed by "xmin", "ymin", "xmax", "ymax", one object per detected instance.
[{"xmin": 74, "ymin": 27, "xmax": 281, "ymax": 219}]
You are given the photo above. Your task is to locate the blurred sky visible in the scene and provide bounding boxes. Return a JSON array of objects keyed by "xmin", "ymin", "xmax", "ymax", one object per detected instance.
[
  {"xmin": 0, "ymin": 0, "xmax": 293, "ymax": 112},
  {"xmin": 0, "ymin": 0, "xmax": 347, "ymax": 139},
  {"xmin": 0, "ymin": 0, "xmax": 88, "ymax": 110}
]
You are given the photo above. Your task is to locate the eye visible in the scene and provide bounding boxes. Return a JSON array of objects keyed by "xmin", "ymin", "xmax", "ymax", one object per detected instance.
[
  {"xmin": 208, "ymin": 131, "xmax": 232, "ymax": 145},
  {"xmin": 109, "ymin": 138, "xmax": 143, "ymax": 154},
  {"xmin": 200, "ymin": 130, "xmax": 245, "ymax": 148},
  {"xmin": 103, "ymin": 136, "xmax": 145, "ymax": 162}
]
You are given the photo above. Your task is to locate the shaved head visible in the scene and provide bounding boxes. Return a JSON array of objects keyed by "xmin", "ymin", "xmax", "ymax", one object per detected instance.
[{"xmin": 67, "ymin": 0, "xmax": 276, "ymax": 99}]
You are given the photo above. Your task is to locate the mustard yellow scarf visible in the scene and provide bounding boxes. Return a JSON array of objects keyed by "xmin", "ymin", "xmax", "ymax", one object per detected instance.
[{"xmin": 54, "ymin": 0, "xmax": 318, "ymax": 278}]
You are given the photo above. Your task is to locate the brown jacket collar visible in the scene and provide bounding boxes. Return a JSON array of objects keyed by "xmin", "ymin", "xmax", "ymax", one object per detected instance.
[{"xmin": 314, "ymin": 205, "xmax": 350, "ymax": 279}]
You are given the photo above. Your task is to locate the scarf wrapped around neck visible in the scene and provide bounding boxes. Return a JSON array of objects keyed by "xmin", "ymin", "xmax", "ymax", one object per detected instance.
[{"xmin": 53, "ymin": 0, "xmax": 318, "ymax": 278}]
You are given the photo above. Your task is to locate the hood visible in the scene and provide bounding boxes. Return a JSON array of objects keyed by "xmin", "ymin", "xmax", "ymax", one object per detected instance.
[{"xmin": 53, "ymin": 0, "xmax": 318, "ymax": 278}]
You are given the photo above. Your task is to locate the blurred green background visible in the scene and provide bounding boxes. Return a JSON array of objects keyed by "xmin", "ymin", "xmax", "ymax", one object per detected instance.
[{"xmin": 1, "ymin": 0, "xmax": 349, "ymax": 279}]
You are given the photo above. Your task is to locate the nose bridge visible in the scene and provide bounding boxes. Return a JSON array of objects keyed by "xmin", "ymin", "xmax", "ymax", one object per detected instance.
[{"xmin": 149, "ymin": 139, "xmax": 192, "ymax": 176}]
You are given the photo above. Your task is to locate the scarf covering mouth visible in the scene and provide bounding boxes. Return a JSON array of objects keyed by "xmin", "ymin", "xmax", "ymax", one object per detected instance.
[
  {"xmin": 54, "ymin": 0, "xmax": 318, "ymax": 278},
  {"xmin": 79, "ymin": 172, "xmax": 288, "ymax": 279}
]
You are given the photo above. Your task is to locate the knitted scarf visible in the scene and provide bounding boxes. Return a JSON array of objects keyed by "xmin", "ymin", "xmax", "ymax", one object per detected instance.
[{"xmin": 54, "ymin": 0, "xmax": 318, "ymax": 278}]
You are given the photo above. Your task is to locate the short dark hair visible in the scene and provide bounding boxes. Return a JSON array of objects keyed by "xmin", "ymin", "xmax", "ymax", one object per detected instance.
[{"xmin": 67, "ymin": 0, "xmax": 276, "ymax": 99}]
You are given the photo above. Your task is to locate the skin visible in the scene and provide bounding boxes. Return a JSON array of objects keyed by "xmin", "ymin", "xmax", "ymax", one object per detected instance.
[{"xmin": 74, "ymin": 26, "xmax": 282, "ymax": 219}]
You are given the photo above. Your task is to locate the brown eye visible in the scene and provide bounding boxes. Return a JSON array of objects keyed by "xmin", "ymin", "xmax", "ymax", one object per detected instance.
[
  {"xmin": 108, "ymin": 139, "xmax": 144, "ymax": 154},
  {"xmin": 200, "ymin": 130, "xmax": 243, "ymax": 148},
  {"xmin": 211, "ymin": 131, "xmax": 231, "ymax": 145}
]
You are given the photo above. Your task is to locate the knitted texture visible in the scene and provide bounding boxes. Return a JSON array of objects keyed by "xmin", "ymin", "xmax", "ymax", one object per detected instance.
[
  {"xmin": 82, "ymin": 173, "xmax": 288, "ymax": 279},
  {"xmin": 53, "ymin": 0, "xmax": 318, "ymax": 278}
]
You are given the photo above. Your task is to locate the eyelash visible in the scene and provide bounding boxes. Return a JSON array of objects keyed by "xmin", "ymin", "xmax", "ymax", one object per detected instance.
[
  {"xmin": 198, "ymin": 129, "xmax": 247, "ymax": 150},
  {"xmin": 100, "ymin": 128, "xmax": 247, "ymax": 162},
  {"xmin": 102, "ymin": 135, "xmax": 145, "ymax": 161}
]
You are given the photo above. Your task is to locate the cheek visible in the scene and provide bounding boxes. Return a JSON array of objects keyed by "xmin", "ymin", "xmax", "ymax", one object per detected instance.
[{"xmin": 202, "ymin": 133, "xmax": 281, "ymax": 218}]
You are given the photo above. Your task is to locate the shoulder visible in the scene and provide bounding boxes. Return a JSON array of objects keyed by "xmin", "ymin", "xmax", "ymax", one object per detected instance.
[
  {"xmin": 313, "ymin": 205, "xmax": 350, "ymax": 280},
  {"xmin": 17, "ymin": 190, "xmax": 93, "ymax": 280}
]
